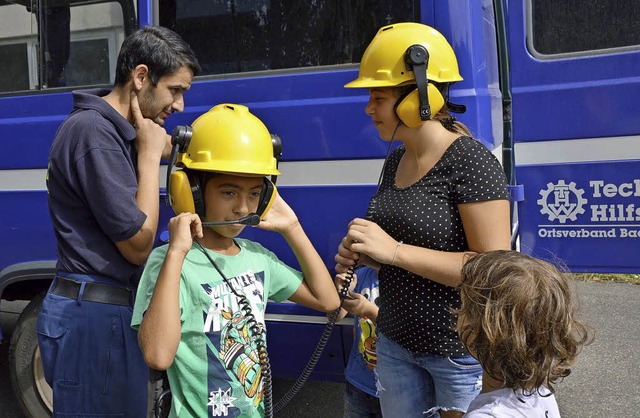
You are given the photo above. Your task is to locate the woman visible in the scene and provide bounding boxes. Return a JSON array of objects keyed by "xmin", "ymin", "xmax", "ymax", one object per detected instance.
[{"xmin": 334, "ymin": 22, "xmax": 511, "ymax": 418}]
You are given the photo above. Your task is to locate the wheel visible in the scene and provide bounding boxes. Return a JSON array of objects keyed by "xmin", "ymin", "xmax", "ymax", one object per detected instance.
[
  {"xmin": 8, "ymin": 291, "xmax": 53, "ymax": 418},
  {"xmin": 148, "ymin": 369, "xmax": 172, "ymax": 418}
]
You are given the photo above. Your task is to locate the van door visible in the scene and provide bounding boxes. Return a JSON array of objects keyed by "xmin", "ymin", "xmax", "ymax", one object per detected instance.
[{"xmin": 508, "ymin": 1, "xmax": 640, "ymax": 272}]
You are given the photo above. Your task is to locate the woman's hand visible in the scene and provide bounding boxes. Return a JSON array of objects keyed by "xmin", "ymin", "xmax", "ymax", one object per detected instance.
[{"xmin": 343, "ymin": 218, "xmax": 399, "ymax": 266}]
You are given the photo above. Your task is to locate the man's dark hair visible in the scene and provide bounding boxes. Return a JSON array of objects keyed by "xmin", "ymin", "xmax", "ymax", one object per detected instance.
[{"xmin": 114, "ymin": 26, "xmax": 200, "ymax": 86}]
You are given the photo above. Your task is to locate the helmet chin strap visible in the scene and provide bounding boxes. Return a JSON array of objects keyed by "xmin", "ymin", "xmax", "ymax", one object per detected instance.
[{"xmin": 446, "ymin": 101, "xmax": 467, "ymax": 114}]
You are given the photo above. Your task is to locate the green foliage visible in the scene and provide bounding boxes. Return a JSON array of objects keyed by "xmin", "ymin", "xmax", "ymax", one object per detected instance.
[{"xmin": 572, "ymin": 273, "xmax": 640, "ymax": 285}]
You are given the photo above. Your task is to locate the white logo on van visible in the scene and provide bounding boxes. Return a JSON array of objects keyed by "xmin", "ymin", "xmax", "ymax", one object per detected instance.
[{"xmin": 537, "ymin": 180, "xmax": 587, "ymax": 223}]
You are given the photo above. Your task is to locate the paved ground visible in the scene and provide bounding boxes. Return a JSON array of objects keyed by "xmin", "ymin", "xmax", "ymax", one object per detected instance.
[
  {"xmin": 555, "ymin": 281, "xmax": 640, "ymax": 417},
  {"xmin": 1, "ymin": 280, "xmax": 639, "ymax": 417}
]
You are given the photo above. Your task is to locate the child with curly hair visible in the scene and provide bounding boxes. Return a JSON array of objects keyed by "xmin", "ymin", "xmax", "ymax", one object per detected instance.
[{"xmin": 455, "ymin": 250, "xmax": 592, "ymax": 417}]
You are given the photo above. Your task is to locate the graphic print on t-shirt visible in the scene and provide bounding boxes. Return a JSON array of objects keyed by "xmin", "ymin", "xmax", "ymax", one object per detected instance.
[
  {"xmin": 201, "ymin": 269, "xmax": 267, "ymax": 417},
  {"xmin": 358, "ymin": 317, "xmax": 378, "ymax": 370},
  {"xmin": 356, "ymin": 282, "xmax": 379, "ymax": 371}
]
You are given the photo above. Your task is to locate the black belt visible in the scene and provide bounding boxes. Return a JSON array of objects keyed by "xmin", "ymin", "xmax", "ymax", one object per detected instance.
[{"xmin": 51, "ymin": 276, "xmax": 133, "ymax": 307}]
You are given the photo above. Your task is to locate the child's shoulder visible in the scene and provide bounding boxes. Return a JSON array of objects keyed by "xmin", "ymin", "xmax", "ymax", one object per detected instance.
[
  {"xmin": 235, "ymin": 238, "xmax": 273, "ymax": 256},
  {"xmin": 149, "ymin": 243, "xmax": 170, "ymax": 259},
  {"xmin": 357, "ymin": 266, "xmax": 379, "ymax": 285}
]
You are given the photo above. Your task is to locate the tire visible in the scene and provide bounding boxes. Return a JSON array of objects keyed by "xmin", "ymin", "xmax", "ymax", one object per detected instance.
[
  {"xmin": 148, "ymin": 369, "xmax": 172, "ymax": 418},
  {"xmin": 8, "ymin": 291, "xmax": 53, "ymax": 418}
]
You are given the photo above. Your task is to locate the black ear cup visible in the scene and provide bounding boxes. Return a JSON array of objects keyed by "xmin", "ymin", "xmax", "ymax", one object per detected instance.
[
  {"xmin": 188, "ymin": 171, "xmax": 205, "ymax": 218},
  {"xmin": 256, "ymin": 178, "xmax": 277, "ymax": 217},
  {"xmin": 169, "ymin": 170, "xmax": 205, "ymax": 217}
]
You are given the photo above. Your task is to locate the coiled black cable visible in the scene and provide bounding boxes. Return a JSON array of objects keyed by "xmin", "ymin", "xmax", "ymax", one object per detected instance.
[
  {"xmin": 273, "ymin": 120, "xmax": 399, "ymax": 413},
  {"xmin": 273, "ymin": 264, "xmax": 357, "ymax": 413},
  {"xmin": 193, "ymin": 237, "xmax": 274, "ymax": 418}
]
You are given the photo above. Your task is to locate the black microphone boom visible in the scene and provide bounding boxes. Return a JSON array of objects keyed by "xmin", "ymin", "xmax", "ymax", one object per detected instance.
[{"xmin": 202, "ymin": 213, "xmax": 261, "ymax": 227}]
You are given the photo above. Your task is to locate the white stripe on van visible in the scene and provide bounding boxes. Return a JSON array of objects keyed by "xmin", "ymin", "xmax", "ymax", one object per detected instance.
[{"xmin": 515, "ymin": 135, "xmax": 640, "ymax": 166}]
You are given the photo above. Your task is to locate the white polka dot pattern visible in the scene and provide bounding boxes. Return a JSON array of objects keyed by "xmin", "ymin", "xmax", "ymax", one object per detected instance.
[{"xmin": 372, "ymin": 136, "xmax": 509, "ymax": 355}]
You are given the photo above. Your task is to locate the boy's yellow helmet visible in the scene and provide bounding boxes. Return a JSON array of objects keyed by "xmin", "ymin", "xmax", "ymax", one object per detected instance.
[
  {"xmin": 177, "ymin": 103, "xmax": 281, "ymax": 176},
  {"xmin": 344, "ymin": 22, "xmax": 462, "ymax": 89}
]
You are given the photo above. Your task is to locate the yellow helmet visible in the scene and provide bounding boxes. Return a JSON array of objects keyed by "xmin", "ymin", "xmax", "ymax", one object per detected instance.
[
  {"xmin": 177, "ymin": 103, "xmax": 281, "ymax": 176},
  {"xmin": 168, "ymin": 103, "xmax": 280, "ymax": 217},
  {"xmin": 345, "ymin": 23, "xmax": 463, "ymax": 127},
  {"xmin": 345, "ymin": 22, "xmax": 462, "ymax": 89}
]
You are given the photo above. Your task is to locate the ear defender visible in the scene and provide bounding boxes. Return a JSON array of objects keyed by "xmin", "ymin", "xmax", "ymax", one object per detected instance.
[
  {"xmin": 396, "ymin": 84, "xmax": 444, "ymax": 128},
  {"xmin": 395, "ymin": 44, "xmax": 445, "ymax": 128},
  {"xmin": 169, "ymin": 170, "xmax": 205, "ymax": 217},
  {"xmin": 170, "ymin": 170, "xmax": 277, "ymax": 219},
  {"xmin": 256, "ymin": 178, "xmax": 277, "ymax": 218}
]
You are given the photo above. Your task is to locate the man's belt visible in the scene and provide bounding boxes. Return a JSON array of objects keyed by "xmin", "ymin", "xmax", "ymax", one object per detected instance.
[{"xmin": 50, "ymin": 276, "xmax": 133, "ymax": 307}]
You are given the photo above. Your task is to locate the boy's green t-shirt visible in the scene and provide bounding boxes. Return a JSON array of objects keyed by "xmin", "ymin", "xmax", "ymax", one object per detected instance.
[{"xmin": 132, "ymin": 238, "xmax": 304, "ymax": 417}]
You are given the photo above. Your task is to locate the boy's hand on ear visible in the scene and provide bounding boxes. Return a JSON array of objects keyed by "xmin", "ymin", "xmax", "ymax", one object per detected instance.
[
  {"xmin": 167, "ymin": 212, "xmax": 203, "ymax": 256},
  {"xmin": 257, "ymin": 194, "xmax": 300, "ymax": 234}
]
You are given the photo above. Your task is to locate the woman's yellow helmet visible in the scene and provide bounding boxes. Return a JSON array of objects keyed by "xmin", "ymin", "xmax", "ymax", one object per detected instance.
[{"xmin": 345, "ymin": 22, "xmax": 462, "ymax": 89}]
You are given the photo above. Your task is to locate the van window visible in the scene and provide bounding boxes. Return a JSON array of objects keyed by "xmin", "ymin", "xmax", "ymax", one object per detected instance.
[
  {"xmin": 158, "ymin": 0, "xmax": 416, "ymax": 75},
  {"xmin": 531, "ymin": 0, "xmax": 640, "ymax": 55},
  {"xmin": 0, "ymin": 0, "xmax": 136, "ymax": 93}
]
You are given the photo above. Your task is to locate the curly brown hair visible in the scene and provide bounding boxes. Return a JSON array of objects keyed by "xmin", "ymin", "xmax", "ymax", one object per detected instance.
[{"xmin": 454, "ymin": 250, "xmax": 592, "ymax": 395}]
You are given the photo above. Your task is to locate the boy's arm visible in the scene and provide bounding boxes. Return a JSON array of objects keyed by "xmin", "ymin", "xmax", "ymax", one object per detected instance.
[
  {"xmin": 283, "ymin": 222, "xmax": 340, "ymax": 313},
  {"xmin": 259, "ymin": 195, "xmax": 339, "ymax": 313},
  {"xmin": 138, "ymin": 212, "xmax": 203, "ymax": 370},
  {"xmin": 342, "ymin": 294, "xmax": 379, "ymax": 324}
]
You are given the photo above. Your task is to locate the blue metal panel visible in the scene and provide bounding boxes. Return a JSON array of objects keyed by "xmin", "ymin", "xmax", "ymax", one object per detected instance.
[
  {"xmin": 506, "ymin": 2, "xmax": 640, "ymax": 142},
  {"xmin": 518, "ymin": 161, "xmax": 640, "ymax": 273},
  {"xmin": 238, "ymin": 185, "xmax": 375, "ymax": 270},
  {"xmin": 0, "ymin": 191, "xmax": 57, "ymax": 266},
  {"xmin": 507, "ymin": 1, "xmax": 640, "ymax": 271},
  {"xmin": 0, "ymin": 93, "xmax": 72, "ymax": 170},
  {"xmin": 433, "ymin": 0, "xmax": 502, "ymax": 150},
  {"xmin": 137, "ymin": 0, "xmax": 152, "ymax": 26},
  {"xmin": 266, "ymin": 320, "xmax": 351, "ymax": 382}
]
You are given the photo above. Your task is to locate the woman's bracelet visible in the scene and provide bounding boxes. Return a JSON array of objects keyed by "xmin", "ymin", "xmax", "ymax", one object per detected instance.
[{"xmin": 391, "ymin": 240, "xmax": 403, "ymax": 266}]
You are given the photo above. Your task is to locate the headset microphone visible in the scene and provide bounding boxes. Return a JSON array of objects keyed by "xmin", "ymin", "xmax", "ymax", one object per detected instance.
[{"xmin": 202, "ymin": 213, "xmax": 262, "ymax": 227}]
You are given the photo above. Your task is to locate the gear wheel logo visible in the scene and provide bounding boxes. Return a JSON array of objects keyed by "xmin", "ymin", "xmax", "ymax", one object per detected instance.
[{"xmin": 537, "ymin": 180, "xmax": 587, "ymax": 223}]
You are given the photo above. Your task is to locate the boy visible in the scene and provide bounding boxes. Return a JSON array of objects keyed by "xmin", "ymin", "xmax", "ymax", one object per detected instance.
[
  {"xmin": 334, "ymin": 266, "xmax": 382, "ymax": 418},
  {"xmin": 132, "ymin": 103, "xmax": 340, "ymax": 417},
  {"xmin": 456, "ymin": 250, "xmax": 592, "ymax": 417}
]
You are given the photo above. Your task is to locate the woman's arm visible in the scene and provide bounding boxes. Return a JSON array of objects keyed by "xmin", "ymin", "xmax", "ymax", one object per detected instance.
[
  {"xmin": 259, "ymin": 195, "xmax": 340, "ymax": 313},
  {"xmin": 341, "ymin": 199, "xmax": 511, "ymax": 288},
  {"xmin": 393, "ymin": 200, "xmax": 510, "ymax": 287}
]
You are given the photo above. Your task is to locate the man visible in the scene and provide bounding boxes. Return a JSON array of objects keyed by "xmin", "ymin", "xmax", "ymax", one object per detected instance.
[{"xmin": 37, "ymin": 26, "xmax": 200, "ymax": 417}]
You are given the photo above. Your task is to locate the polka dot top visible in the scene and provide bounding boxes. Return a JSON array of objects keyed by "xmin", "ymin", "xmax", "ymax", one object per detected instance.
[{"xmin": 372, "ymin": 136, "xmax": 509, "ymax": 356}]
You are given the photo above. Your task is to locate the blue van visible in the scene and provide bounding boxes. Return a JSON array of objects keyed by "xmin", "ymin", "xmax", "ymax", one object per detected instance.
[{"xmin": 0, "ymin": 0, "xmax": 638, "ymax": 416}]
